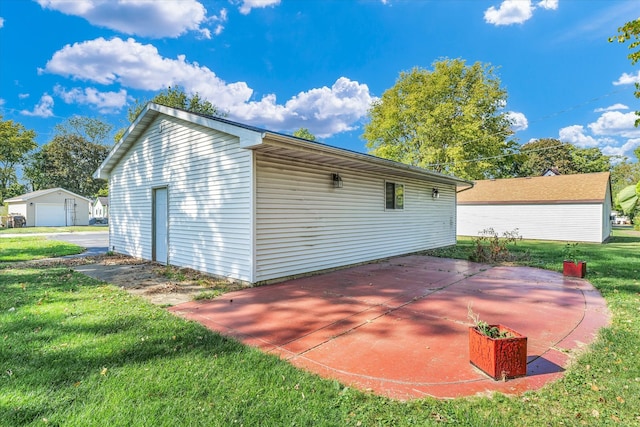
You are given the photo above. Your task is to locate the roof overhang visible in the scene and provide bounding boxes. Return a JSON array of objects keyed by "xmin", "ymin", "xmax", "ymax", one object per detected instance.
[
  {"xmin": 94, "ymin": 103, "xmax": 472, "ymax": 189},
  {"xmin": 4, "ymin": 187, "xmax": 92, "ymax": 203},
  {"xmin": 255, "ymin": 132, "xmax": 473, "ymax": 188}
]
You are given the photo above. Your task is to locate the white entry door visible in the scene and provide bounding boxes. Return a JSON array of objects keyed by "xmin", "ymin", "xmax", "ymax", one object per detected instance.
[{"xmin": 153, "ymin": 187, "xmax": 168, "ymax": 264}]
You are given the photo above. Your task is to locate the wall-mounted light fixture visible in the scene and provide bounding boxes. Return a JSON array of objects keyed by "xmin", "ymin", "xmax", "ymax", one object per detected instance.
[
  {"xmin": 432, "ymin": 188, "xmax": 440, "ymax": 199},
  {"xmin": 30, "ymin": 202, "xmax": 33, "ymax": 205},
  {"xmin": 332, "ymin": 173, "xmax": 343, "ymax": 188}
]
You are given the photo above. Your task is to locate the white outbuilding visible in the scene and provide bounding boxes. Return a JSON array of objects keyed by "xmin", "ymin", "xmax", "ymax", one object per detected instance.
[
  {"xmin": 4, "ymin": 187, "xmax": 92, "ymax": 227},
  {"xmin": 456, "ymin": 172, "xmax": 613, "ymax": 243},
  {"xmin": 94, "ymin": 103, "xmax": 472, "ymax": 285}
]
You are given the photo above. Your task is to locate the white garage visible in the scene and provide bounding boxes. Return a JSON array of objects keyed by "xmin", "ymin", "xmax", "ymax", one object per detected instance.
[
  {"xmin": 4, "ymin": 188, "xmax": 91, "ymax": 227},
  {"xmin": 456, "ymin": 172, "xmax": 613, "ymax": 243}
]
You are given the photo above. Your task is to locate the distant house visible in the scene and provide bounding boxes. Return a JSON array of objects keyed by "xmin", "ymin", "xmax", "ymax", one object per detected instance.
[
  {"xmin": 541, "ymin": 167, "xmax": 561, "ymax": 177},
  {"xmin": 93, "ymin": 196, "xmax": 109, "ymax": 219},
  {"xmin": 4, "ymin": 187, "xmax": 91, "ymax": 227},
  {"xmin": 457, "ymin": 172, "xmax": 613, "ymax": 243},
  {"xmin": 94, "ymin": 103, "xmax": 472, "ymax": 284}
]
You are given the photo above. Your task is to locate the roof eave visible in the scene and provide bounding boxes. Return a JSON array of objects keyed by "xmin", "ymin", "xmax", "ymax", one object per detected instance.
[{"xmin": 261, "ymin": 132, "xmax": 473, "ymax": 188}]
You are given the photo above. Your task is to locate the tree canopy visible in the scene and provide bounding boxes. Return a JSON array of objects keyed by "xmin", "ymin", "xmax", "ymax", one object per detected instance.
[
  {"xmin": 54, "ymin": 116, "xmax": 113, "ymax": 146},
  {"xmin": 363, "ymin": 59, "xmax": 514, "ymax": 180},
  {"xmin": 292, "ymin": 128, "xmax": 316, "ymax": 141},
  {"xmin": 115, "ymin": 86, "xmax": 225, "ymax": 142},
  {"xmin": 611, "ymin": 147, "xmax": 640, "ymax": 196},
  {"xmin": 610, "ymin": 18, "xmax": 640, "ymax": 125},
  {"xmin": 517, "ymin": 139, "xmax": 611, "ymax": 177},
  {"xmin": 24, "ymin": 117, "xmax": 111, "ymax": 198},
  {"xmin": 127, "ymin": 85, "xmax": 224, "ymax": 123},
  {"xmin": 0, "ymin": 116, "xmax": 37, "ymax": 202}
]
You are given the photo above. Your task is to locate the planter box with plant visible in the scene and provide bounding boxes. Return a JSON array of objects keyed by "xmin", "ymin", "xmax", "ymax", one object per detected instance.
[
  {"xmin": 468, "ymin": 306, "xmax": 527, "ymax": 380},
  {"xmin": 562, "ymin": 242, "xmax": 586, "ymax": 278}
]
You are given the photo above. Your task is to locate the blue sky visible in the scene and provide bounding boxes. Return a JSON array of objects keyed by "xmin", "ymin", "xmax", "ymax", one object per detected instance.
[{"xmin": 1, "ymin": 0, "xmax": 639, "ymax": 161}]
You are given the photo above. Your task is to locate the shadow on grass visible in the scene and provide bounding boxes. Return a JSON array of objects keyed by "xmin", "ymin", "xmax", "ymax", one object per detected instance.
[{"xmin": 1, "ymin": 267, "xmax": 254, "ymax": 425}]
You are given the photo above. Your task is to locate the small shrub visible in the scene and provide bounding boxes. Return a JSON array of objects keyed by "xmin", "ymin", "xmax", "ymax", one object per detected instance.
[
  {"xmin": 469, "ymin": 228, "xmax": 526, "ymax": 263},
  {"xmin": 193, "ymin": 290, "xmax": 223, "ymax": 300},
  {"xmin": 561, "ymin": 242, "xmax": 580, "ymax": 262},
  {"xmin": 467, "ymin": 303, "xmax": 512, "ymax": 338}
]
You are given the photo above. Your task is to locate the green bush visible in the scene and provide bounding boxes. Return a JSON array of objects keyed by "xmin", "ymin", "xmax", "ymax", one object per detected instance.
[{"xmin": 469, "ymin": 228, "xmax": 528, "ymax": 263}]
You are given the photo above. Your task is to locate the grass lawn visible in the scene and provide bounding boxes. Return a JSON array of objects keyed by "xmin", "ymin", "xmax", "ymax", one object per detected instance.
[
  {"xmin": 0, "ymin": 237, "xmax": 85, "ymax": 262},
  {"xmin": 1, "ymin": 231, "xmax": 639, "ymax": 426},
  {"xmin": 0, "ymin": 226, "xmax": 108, "ymax": 235}
]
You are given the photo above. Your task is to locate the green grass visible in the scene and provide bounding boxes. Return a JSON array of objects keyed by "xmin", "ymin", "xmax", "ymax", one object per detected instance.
[
  {"xmin": 0, "ymin": 237, "xmax": 84, "ymax": 262},
  {"xmin": 0, "ymin": 226, "xmax": 108, "ymax": 235},
  {"xmin": 1, "ymin": 231, "xmax": 639, "ymax": 426}
]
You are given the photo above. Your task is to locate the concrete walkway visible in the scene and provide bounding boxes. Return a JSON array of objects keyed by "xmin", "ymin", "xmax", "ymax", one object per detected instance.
[{"xmin": 169, "ymin": 255, "xmax": 610, "ymax": 400}]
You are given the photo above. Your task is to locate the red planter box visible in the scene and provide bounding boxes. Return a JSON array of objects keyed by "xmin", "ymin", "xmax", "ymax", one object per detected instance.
[
  {"xmin": 469, "ymin": 325, "xmax": 527, "ymax": 380},
  {"xmin": 563, "ymin": 261, "xmax": 587, "ymax": 278}
]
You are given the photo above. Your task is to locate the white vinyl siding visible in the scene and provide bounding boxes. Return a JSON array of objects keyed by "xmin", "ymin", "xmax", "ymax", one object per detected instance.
[
  {"xmin": 457, "ymin": 203, "xmax": 607, "ymax": 243},
  {"xmin": 7, "ymin": 203, "xmax": 27, "ymax": 217},
  {"xmin": 108, "ymin": 116, "xmax": 253, "ymax": 282},
  {"xmin": 601, "ymin": 186, "xmax": 613, "ymax": 242},
  {"xmin": 254, "ymin": 153, "xmax": 456, "ymax": 283}
]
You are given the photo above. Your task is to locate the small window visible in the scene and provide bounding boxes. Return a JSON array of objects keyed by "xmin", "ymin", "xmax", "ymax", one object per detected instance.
[{"xmin": 385, "ymin": 181, "xmax": 404, "ymax": 210}]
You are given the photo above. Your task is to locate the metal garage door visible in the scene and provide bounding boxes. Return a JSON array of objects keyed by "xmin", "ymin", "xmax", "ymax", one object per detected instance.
[{"xmin": 35, "ymin": 203, "xmax": 66, "ymax": 226}]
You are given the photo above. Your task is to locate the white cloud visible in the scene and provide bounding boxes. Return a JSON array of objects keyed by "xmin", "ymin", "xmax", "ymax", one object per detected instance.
[
  {"xmin": 0, "ymin": 17, "xmax": 4, "ymax": 28},
  {"xmin": 484, "ymin": 0, "xmax": 533, "ymax": 26},
  {"xmin": 559, "ymin": 109, "xmax": 640, "ymax": 158},
  {"xmin": 211, "ymin": 8, "xmax": 227, "ymax": 36},
  {"xmin": 537, "ymin": 0, "xmax": 558, "ymax": 10},
  {"xmin": 0, "ymin": 98, "xmax": 5, "ymax": 107},
  {"xmin": 506, "ymin": 111, "xmax": 528, "ymax": 131},
  {"xmin": 43, "ymin": 37, "xmax": 375, "ymax": 137},
  {"xmin": 589, "ymin": 111, "xmax": 640, "ymax": 138},
  {"xmin": 601, "ymin": 138, "xmax": 640, "ymax": 158},
  {"xmin": 42, "ymin": 37, "xmax": 253, "ymax": 108},
  {"xmin": 559, "ymin": 125, "xmax": 599, "ymax": 148},
  {"xmin": 18, "ymin": 93, "xmax": 30, "ymax": 99},
  {"xmin": 613, "ymin": 71, "xmax": 640, "ymax": 86},
  {"xmin": 54, "ymin": 85, "xmax": 129, "ymax": 113},
  {"xmin": 20, "ymin": 94, "xmax": 54, "ymax": 118},
  {"xmin": 232, "ymin": 77, "xmax": 376, "ymax": 137},
  {"xmin": 237, "ymin": 0, "xmax": 281, "ymax": 15},
  {"xmin": 36, "ymin": 0, "xmax": 211, "ymax": 38},
  {"xmin": 484, "ymin": 0, "xmax": 557, "ymax": 26},
  {"xmin": 594, "ymin": 103, "xmax": 628, "ymax": 113}
]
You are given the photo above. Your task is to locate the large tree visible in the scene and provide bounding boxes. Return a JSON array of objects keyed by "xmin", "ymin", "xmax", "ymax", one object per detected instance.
[
  {"xmin": 611, "ymin": 147, "xmax": 640, "ymax": 197},
  {"xmin": 54, "ymin": 115, "xmax": 113, "ymax": 146},
  {"xmin": 610, "ymin": 18, "xmax": 640, "ymax": 125},
  {"xmin": 0, "ymin": 116, "xmax": 37, "ymax": 202},
  {"xmin": 363, "ymin": 59, "xmax": 514, "ymax": 180},
  {"xmin": 517, "ymin": 139, "xmax": 611, "ymax": 176},
  {"xmin": 127, "ymin": 85, "xmax": 223, "ymax": 123},
  {"xmin": 116, "ymin": 86, "xmax": 225, "ymax": 142},
  {"xmin": 24, "ymin": 133, "xmax": 109, "ymax": 197}
]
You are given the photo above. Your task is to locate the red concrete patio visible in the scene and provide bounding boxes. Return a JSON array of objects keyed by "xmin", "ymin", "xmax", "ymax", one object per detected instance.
[{"xmin": 168, "ymin": 255, "xmax": 610, "ymax": 400}]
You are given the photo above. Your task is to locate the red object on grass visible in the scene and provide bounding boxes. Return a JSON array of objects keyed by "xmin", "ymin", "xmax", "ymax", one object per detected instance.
[{"xmin": 563, "ymin": 260, "xmax": 587, "ymax": 278}]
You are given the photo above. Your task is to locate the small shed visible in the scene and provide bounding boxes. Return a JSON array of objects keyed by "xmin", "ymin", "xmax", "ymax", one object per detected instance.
[
  {"xmin": 94, "ymin": 103, "xmax": 472, "ymax": 285},
  {"xmin": 456, "ymin": 172, "xmax": 613, "ymax": 243},
  {"xmin": 4, "ymin": 187, "xmax": 91, "ymax": 227}
]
